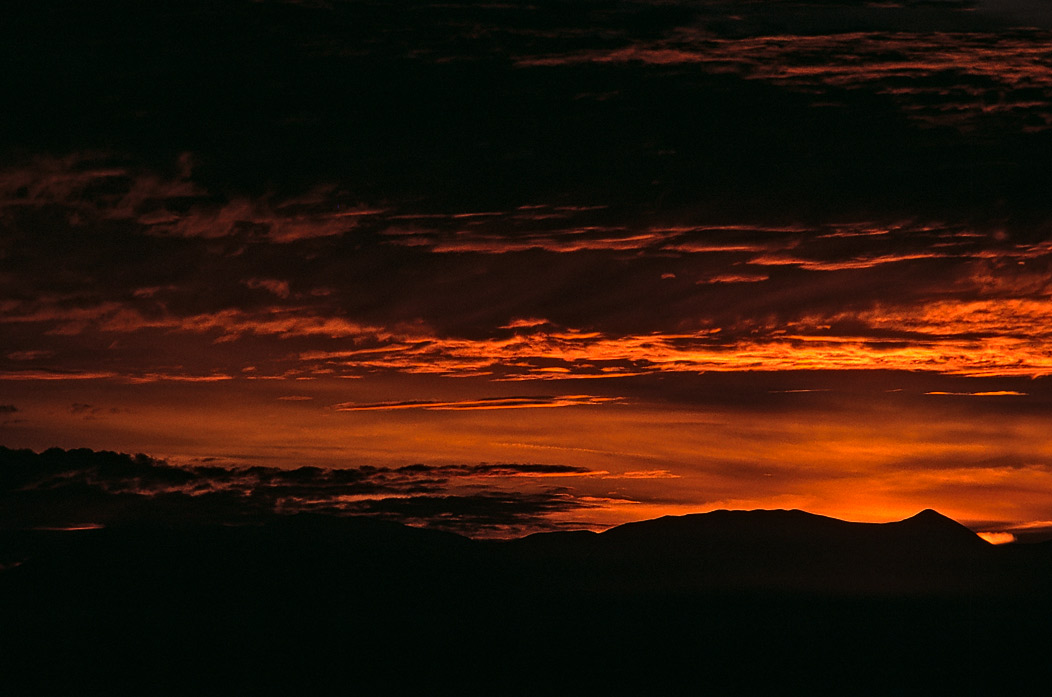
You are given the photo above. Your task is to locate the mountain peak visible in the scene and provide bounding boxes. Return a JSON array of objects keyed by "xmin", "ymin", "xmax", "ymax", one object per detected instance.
[
  {"xmin": 899, "ymin": 508, "xmax": 968, "ymax": 530},
  {"xmin": 894, "ymin": 508, "xmax": 987, "ymax": 548},
  {"xmin": 904, "ymin": 508, "xmax": 948, "ymax": 522}
]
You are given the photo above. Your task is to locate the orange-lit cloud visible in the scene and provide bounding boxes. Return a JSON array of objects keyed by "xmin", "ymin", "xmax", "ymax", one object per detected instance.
[
  {"xmin": 501, "ymin": 318, "xmax": 550, "ymax": 329},
  {"xmin": 332, "ymin": 395, "xmax": 622, "ymax": 411},
  {"xmin": 749, "ymin": 252, "xmax": 946, "ymax": 271},
  {"xmin": 385, "ymin": 227, "xmax": 671, "ymax": 254},
  {"xmin": 294, "ymin": 323, "xmax": 1052, "ymax": 380},
  {"xmin": 696, "ymin": 273, "xmax": 770, "ymax": 284},
  {"xmin": 0, "ymin": 370, "xmax": 120, "ymax": 381},
  {"xmin": 607, "ymin": 469, "xmax": 680, "ymax": 480},
  {"xmin": 926, "ymin": 391, "xmax": 1028, "ymax": 397}
]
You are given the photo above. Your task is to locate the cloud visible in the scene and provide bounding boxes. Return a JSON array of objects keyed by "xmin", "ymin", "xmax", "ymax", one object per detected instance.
[
  {"xmin": 514, "ymin": 30, "xmax": 1052, "ymax": 132},
  {"xmin": 926, "ymin": 391, "xmax": 1028, "ymax": 397},
  {"xmin": 0, "ymin": 446, "xmax": 614, "ymax": 536},
  {"xmin": 6, "ymin": 350, "xmax": 54, "ymax": 361},
  {"xmin": 61, "ymin": 403, "xmax": 129, "ymax": 420},
  {"xmin": 244, "ymin": 278, "xmax": 291, "ymax": 299},
  {"xmin": 4, "ymin": 149, "xmax": 1052, "ymax": 387},
  {"xmin": 293, "ymin": 315, "xmax": 1052, "ymax": 380},
  {"xmin": 697, "ymin": 273, "xmax": 770, "ymax": 284},
  {"xmin": 0, "ymin": 405, "xmax": 17, "ymax": 414},
  {"xmin": 10, "ymin": 257, "xmax": 1052, "ymax": 381},
  {"xmin": 749, "ymin": 252, "xmax": 946, "ymax": 272},
  {"xmin": 0, "ymin": 154, "xmax": 202, "ymax": 221},
  {"xmin": 0, "ymin": 370, "xmax": 119, "ymax": 381},
  {"xmin": 502, "ymin": 318, "xmax": 550, "ymax": 329},
  {"xmin": 2, "ymin": 291, "xmax": 397, "ymax": 367},
  {"xmin": 329, "ymin": 491, "xmax": 599, "ymax": 535},
  {"xmin": 0, "ymin": 155, "xmax": 384, "ymax": 244},
  {"xmin": 331, "ymin": 395, "xmax": 622, "ymax": 411},
  {"xmin": 607, "ymin": 470, "xmax": 680, "ymax": 480}
]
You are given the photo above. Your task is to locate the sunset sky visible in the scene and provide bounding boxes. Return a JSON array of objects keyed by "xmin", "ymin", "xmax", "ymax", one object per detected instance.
[{"xmin": 4, "ymin": 0, "xmax": 1052, "ymax": 538}]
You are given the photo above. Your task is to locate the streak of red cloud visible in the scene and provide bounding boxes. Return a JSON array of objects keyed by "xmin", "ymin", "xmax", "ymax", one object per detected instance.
[{"xmin": 331, "ymin": 395, "xmax": 622, "ymax": 411}]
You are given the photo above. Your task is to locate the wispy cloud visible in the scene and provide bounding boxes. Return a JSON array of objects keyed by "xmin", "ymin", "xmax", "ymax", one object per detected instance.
[
  {"xmin": 696, "ymin": 273, "xmax": 770, "ymax": 284},
  {"xmin": 926, "ymin": 391, "xmax": 1028, "ymax": 397},
  {"xmin": 515, "ymin": 30, "xmax": 1052, "ymax": 131},
  {"xmin": 749, "ymin": 252, "xmax": 946, "ymax": 271},
  {"xmin": 295, "ymin": 319, "xmax": 1052, "ymax": 380},
  {"xmin": 607, "ymin": 469, "xmax": 680, "ymax": 480},
  {"xmin": 0, "ymin": 155, "xmax": 385, "ymax": 243},
  {"xmin": 332, "ymin": 395, "xmax": 622, "ymax": 411},
  {"xmin": 0, "ymin": 370, "xmax": 119, "ymax": 381}
]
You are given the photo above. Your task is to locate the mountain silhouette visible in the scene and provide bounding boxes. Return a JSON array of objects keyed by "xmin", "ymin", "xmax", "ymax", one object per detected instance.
[
  {"xmin": 895, "ymin": 507, "xmax": 993, "ymax": 548},
  {"xmin": 2, "ymin": 508, "xmax": 1050, "ymax": 695},
  {"xmin": 503, "ymin": 508, "xmax": 998, "ymax": 595},
  {"xmin": 599, "ymin": 507, "xmax": 985, "ymax": 549}
]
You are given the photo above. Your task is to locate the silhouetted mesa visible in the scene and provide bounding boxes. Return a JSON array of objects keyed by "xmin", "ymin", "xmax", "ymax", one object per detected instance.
[{"xmin": 502, "ymin": 507, "xmax": 1002, "ymax": 595}]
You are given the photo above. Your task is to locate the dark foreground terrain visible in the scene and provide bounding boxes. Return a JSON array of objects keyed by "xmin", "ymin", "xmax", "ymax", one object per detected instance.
[{"xmin": 3, "ymin": 509, "xmax": 1052, "ymax": 695}]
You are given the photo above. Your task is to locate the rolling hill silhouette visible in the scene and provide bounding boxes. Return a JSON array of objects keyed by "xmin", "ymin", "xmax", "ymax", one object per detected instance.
[
  {"xmin": 2, "ymin": 509, "xmax": 1051, "ymax": 695},
  {"xmin": 504, "ymin": 508, "xmax": 1000, "ymax": 595}
]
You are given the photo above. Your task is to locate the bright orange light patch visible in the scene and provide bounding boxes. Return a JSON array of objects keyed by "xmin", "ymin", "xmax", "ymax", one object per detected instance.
[{"xmin": 977, "ymin": 532, "xmax": 1017, "ymax": 545}]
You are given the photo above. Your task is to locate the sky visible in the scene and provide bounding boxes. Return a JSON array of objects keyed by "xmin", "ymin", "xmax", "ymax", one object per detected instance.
[{"xmin": 3, "ymin": 0, "xmax": 1052, "ymax": 538}]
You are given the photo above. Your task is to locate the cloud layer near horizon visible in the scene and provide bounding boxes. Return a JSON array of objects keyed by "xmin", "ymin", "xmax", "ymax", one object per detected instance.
[{"xmin": 0, "ymin": 446, "xmax": 633, "ymax": 536}]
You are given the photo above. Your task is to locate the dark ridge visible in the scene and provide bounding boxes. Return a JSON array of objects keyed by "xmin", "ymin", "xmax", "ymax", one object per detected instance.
[
  {"xmin": 496, "ymin": 508, "xmax": 1001, "ymax": 597},
  {"xmin": 3, "ymin": 508, "xmax": 1051, "ymax": 695},
  {"xmin": 599, "ymin": 507, "xmax": 852, "ymax": 540},
  {"xmin": 893, "ymin": 507, "xmax": 992, "ymax": 548},
  {"xmin": 595, "ymin": 507, "xmax": 989, "ymax": 556},
  {"xmin": 509, "ymin": 528, "xmax": 600, "ymax": 549}
]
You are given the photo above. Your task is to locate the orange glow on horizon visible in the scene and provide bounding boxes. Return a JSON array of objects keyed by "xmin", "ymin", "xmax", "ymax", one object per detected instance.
[
  {"xmin": 977, "ymin": 532, "xmax": 1017, "ymax": 545},
  {"xmin": 6, "ymin": 372, "xmax": 1051, "ymax": 536}
]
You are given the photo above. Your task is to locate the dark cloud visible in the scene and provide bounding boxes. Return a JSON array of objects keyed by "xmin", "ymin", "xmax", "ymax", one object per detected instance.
[
  {"xmin": 335, "ymin": 492, "xmax": 599, "ymax": 536},
  {"xmin": 977, "ymin": 0, "xmax": 1052, "ymax": 29},
  {"xmin": 4, "ymin": 1, "xmax": 1051, "ymax": 218},
  {"xmin": 0, "ymin": 446, "xmax": 608, "ymax": 535},
  {"xmin": 0, "ymin": 405, "xmax": 17, "ymax": 413}
]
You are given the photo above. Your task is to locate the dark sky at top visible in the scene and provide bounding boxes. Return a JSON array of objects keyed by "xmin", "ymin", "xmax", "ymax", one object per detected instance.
[{"xmin": 5, "ymin": 1, "xmax": 1052, "ymax": 219}]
